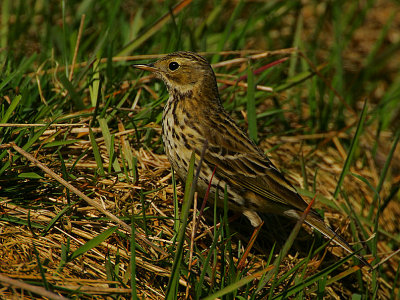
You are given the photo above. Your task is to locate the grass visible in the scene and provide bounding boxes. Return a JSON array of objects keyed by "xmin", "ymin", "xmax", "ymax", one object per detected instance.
[{"xmin": 1, "ymin": 0, "xmax": 400, "ymax": 299}]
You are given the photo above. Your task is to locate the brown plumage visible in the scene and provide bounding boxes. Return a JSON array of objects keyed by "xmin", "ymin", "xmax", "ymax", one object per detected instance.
[{"xmin": 133, "ymin": 51, "xmax": 369, "ymax": 267}]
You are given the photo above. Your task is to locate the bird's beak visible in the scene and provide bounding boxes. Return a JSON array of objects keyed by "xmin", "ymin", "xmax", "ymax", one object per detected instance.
[{"xmin": 132, "ymin": 63, "xmax": 158, "ymax": 72}]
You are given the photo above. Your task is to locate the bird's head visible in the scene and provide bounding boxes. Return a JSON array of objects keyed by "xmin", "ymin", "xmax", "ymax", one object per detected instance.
[{"xmin": 133, "ymin": 51, "xmax": 219, "ymax": 98}]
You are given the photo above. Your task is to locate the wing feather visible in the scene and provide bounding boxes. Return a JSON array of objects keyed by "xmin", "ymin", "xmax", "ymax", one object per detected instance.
[{"xmin": 201, "ymin": 112, "xmax": 308, "ymax": 212}]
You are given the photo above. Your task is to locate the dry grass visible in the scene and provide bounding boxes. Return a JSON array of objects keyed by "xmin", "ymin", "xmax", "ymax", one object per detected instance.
[
  {"xmin": 0, "ymin": 89, "xmax": 398, "ymax": 298},
  {"xmin": 1, "ymin": 0, "xmax": 400, "ymax": 298}
]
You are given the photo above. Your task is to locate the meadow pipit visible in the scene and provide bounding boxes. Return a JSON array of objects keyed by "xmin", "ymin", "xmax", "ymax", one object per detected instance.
[{"xmin": 133, "ymin": 51, "xmax": 369, "ymax": 267}]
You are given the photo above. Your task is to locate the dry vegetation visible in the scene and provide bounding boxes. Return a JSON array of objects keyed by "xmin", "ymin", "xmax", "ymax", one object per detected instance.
[
  {"xmin": 0, "ymin": 0, "xmax": 399, "ymax": 299},
  {"xmin": 1, "ymin": 69, "xmax": 398, "ymax": 299}
]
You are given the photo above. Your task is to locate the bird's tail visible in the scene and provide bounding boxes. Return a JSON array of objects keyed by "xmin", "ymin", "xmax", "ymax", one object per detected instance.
[{"xmin": 304, "ymin": 213, "xmax": 370, "ymax": 268}]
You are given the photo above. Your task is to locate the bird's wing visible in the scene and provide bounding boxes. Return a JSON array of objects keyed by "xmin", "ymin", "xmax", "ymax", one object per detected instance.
[
  {"xmin": 201, "ymin": 113, "xmax": 308, "ymax": 212},
  {"xmin": 196, "ymin": 111, "xmax": 372, "ymax": 267}
]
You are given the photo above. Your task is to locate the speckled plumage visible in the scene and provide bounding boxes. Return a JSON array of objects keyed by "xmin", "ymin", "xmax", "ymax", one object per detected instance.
[{"xmin": 133, "ymin": 51, "xmax": 369, "ymax": 267}]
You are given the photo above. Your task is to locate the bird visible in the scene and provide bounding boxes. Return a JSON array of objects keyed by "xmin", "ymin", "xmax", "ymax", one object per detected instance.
[{"xmin": 133, "ymin": 51, "xmax": 369, "ymax": 267}]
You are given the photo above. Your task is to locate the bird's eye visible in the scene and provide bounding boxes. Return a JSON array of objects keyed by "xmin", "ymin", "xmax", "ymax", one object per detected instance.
[{"xmin": 168, "ymin": 62, "xmax": 180, "ymax": 71}]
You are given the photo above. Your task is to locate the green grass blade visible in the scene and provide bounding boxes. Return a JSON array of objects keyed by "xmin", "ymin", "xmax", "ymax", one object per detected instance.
[
  {"xmin": 89, "ymin": 58, "xmax": 101, "ymax": 108},
  {"xmin": 0, "ymin": 55, "xmax": 36, "ymax": 92},
  {"xmin": 369, "ymin": 127, "xmax": 400, "ymax": 216},
  {"xmin": 41, "ymin": 202, "xmax": 77, "ymax": 237},
  {"xmin": 274, "ymin": 68, "xmax": 316, "ymax": 92},
  {"xmin": 58, "ymin": 73, "xmax": 84, "ymax": 110},
  {"xmin": 1, "ymin": 215, "xmax": 44, "ymax": 229},
  {"xmin": 195, "ymin": 224, "xmax": 223, "ymax": 299},
  {"xmin": 58, "ymin": 238, "xmax": 70, "ymax": 273},
  {"xmin": 89, "ymin": 127, "xmax": 105, "ymax": 176},
  {"xmin": 42, "ymin": 140, "xmax": 80, "ymax": 148},
  {"xmin": 272, "ymin": 254, "xmax": 357, "ymax": 299},
  {"xmin": 68, "ymin": 226, "xmax": 118, "ymax": 261},
  {"xmin": 166, "ymin": 151, "xmax": 196, "ymax": 299},
  {"xmin": 172, "ymin": 168, "xmax": 179, "ymax": 235},
  {"xmin": 117, "ymin": 0, "xmax": 192, "ymax": 56},
  {"xmin": 0, "ymin": 95, "xmax": 21, "ymax": 124},
  {"xmin": 0, "ymin": 0, "xmax": 9, "ymax": 56},
  {"xmin": 390, "ymin": 263, "xmax": 400, "ymax": 300},
  {"xmin": 99, "ymin": 118, "xmax": 121, "ymax": 175},
  {"xmin": 259, "ymin": 202, "xmax": 313, "ymax": 293},
  {"xmin": 211, "ymin": 0, "xmax": 244, "ymax": 63},
  {"xmin": 33, "ymin": 244, "xmax": 50, "ymax": 291},
  {"xmin": 139, "ymin": 189, "xmax": 149, "ymax": 236},
  {"xmin": 247, "ymin": 63, "xmax": 257, "ymax": 143},
  {"xmin": 131, "ymin": 215, "xmax": 138, "ymax": 300},
  {"xmin": 202, "ymin": 268, "xmax": 270, "ymax": 300},
  {"xmin": 18, "ymin": 172, "xmax": 43, "ymax": 179},
  {"xmin": 333, "ymin": 99, "xmax": 368, "ymax": 199}
]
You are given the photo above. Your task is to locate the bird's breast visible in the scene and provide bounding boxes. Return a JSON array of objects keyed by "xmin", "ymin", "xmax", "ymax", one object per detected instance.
[
  {"xmin": 161, "ymin": 96, "xmax": 246, "ymax": 208},
  {"xmin": 162, "ymin": 98, "xmax": 199, "ymax": 179}
]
